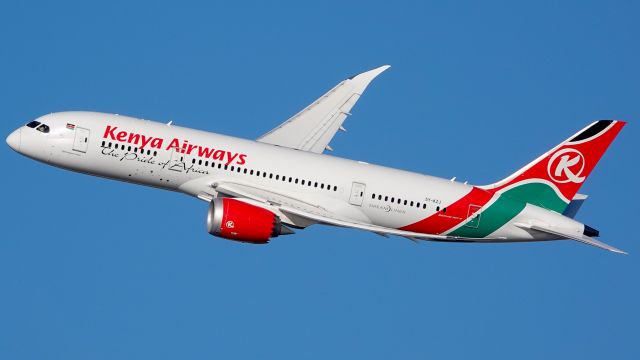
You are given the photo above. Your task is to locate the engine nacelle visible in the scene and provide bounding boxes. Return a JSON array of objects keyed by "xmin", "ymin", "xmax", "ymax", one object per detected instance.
[{"xmin": 207, "ymin": 198, "xmax": 285, "ymax": 244}]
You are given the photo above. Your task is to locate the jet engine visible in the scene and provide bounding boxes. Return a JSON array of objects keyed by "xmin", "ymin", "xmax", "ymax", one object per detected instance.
[{"xmin": 206, "ymin": 198, "xmax": 292, "ymax": 243}]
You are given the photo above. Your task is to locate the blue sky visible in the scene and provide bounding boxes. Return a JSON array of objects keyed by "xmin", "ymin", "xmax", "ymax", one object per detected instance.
[{"xmin": 1, "ymin": 0, "xmax": 639, "ymax": 358}]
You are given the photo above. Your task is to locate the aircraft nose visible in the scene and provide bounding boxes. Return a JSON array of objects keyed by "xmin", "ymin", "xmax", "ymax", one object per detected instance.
[{"xmin": 6, "ymin": 128, "xmax": 21, "ymax": 152}]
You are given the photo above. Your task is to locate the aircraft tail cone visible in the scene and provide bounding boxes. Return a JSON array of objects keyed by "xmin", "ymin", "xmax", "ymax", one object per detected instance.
[{"xmin": 584, "ymin": 225, "xmax": 599, "ymax": 237}]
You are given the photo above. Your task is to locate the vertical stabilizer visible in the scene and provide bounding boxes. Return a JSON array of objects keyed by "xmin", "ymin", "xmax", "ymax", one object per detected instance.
[{"xmin": 482, "ymin": 120, "xmax": 625, "ymax": 213}]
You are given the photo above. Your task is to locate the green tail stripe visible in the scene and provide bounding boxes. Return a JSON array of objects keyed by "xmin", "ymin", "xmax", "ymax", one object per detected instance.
[
  {"xmin": 449, "ymin": 182, "xmax": 568, "ymax": 238},
  {"xmin": 501, "ymin": 182, "xmax": 569, "ymax": 213}
]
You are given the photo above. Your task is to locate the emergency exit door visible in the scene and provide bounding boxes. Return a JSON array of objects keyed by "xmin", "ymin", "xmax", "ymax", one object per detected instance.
[{"xmin": 73, "ymin": 127, "xmax": 90, "ymax": 153}]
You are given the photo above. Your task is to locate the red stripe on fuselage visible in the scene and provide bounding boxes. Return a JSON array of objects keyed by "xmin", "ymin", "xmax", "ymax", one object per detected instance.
[{"xmin": 400, "ymin": 187, "xmax": 493, "ymax": 234}]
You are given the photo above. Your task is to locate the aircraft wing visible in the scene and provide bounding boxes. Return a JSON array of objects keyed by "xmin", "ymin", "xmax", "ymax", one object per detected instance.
[
  {"xmin": 208, "ymin": 180, "xmax": 503, "ymax": 242},
  {"xmin": 257, "ymin": 65, "xmax": 390, "ymax": 153},
  {"xmin": 515, "ymin": 223, "xmax": 626, "ymax": 254}
]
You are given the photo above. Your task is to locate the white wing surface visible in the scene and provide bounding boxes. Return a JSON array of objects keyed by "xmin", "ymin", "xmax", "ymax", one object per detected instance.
[{"xmin": 257, "ymin": 65, "xmax": 390, "ymax": 153}]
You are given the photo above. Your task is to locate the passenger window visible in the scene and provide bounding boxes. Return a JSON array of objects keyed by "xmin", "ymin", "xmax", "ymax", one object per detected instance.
[
  {"xmin": 205, "ymin": 161, "xmax": 209, "ymax": 166},
  {"xmin": 404, "ymin": 200, "xmax": 407, "ymax": 205},
  {"xmin": 410, "ymin": 201, "xmax": 414, "ymax": 206},
  {"xmin": 147, "ymin": 149, "xmax": 151, "ymax": 155},
  {"xmin": 314, "ymin": 182, "xmax": 318, "ymax": 187},
  {"xmin": 26, "ymin": 121, "xmax": 40, "ymax": 128},
  {"xmin": 154, "ymin": 151, "xmax": 157, "ymax": 156},
  {"xmin": 378, "ymin": 195, "xmax": 382, "ymax": 200},
  {"xmin": 198, "ymin": 160, "xmax": 202, "ymax": 165},
  {"xmin": 218, "ymin": 164, "xmax": 222, "ymax": 169},
  {"xmin": 295, "ymin": 179, "xmax": 299, "ymax": 184},
  {"xmin": 231, "ymin": 166, "xmax": 235, "ymax": 171},
  {"xmin": 333, "ymin": 186, "xmax": 337, "ymax": 191},
  {"xmin": 385, "ymin": 196, "xmax": 388, "ymax": 201},
  {"xmin": 250, "ymin": 170, "xmax": 254, "ymax": 175},
  {"xmin": 436, "ymin": 206, "xmax": 440, "ymax": 211},
  {"xmin": 224, "ymin": 165, "xmax": 228, "ymax": 170},
  {"xmin": 423, "ymin": 204, "xmax": 428, "ymax": 210},
  {"xmin": 244, "ymin": 169, "xmax": 247, "ymax": 174},
  {"xmin": 109, "ymin": 142, "xmax": 112, "ymax": 148},
  {"xmin": 269, "ymin": 173, "xmax": 273, "ymax": 179},
  {"xmin": 321, "ymin": 184, "xmax": 324, "ymax": 189},
  {"xmin": 442, "ymin": 207, "xmax": 446, "ymax": 213},
  {"xmin": 128, "ymin": 146, "xmax": 131, "ymax": 151},
  {"xmin": 391, "ymin": 197, "xmax": 394, "ymax": 202},
  {"xmin": 371, "ymin": 194, "xmax": 376, "ymax": 199},
  {"xmin": 417, "ymin": 203, "xmax": 421, "ymax": 208},
  {"xmin": 101, "ymin": 141, "xmax": 105, "ymax": 146},
  {"xmin": 276, "ymin": 175, "xmax": 279, "ymax": 180}
]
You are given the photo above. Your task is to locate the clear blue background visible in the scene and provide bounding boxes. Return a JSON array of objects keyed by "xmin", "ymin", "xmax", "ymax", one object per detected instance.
[{"xmin": 1, "ymin": 1, "xmax": 638, "ymax": 358}]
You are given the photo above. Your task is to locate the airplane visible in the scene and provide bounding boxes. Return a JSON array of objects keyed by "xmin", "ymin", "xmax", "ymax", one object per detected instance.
[{"xmin": 5, "ymin": 65, "xmax": 627, "ymax": 253}]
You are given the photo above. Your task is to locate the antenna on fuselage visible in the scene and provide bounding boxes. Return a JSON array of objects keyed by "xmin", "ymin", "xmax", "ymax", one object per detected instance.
[{"xmin": 166, "ymin": 120, "xmax": 173, "ymax": 126}]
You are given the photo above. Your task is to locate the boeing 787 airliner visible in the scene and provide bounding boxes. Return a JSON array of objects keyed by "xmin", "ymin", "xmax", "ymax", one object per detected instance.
[{"xmin": 6, "ymin": 66, "xmax": 627, "ymax": 253}]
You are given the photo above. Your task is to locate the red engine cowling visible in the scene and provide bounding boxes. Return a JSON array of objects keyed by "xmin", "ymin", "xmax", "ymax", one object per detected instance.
[{"xmin": 207, "ymin": 198, "xmax": 284, "ymax": 244}]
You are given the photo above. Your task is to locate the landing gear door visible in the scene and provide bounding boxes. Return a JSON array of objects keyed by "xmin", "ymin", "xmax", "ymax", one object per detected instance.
[
  {"xmin": 72, "ymin": 127, "xmax": 90, "ymax": 153},
  {"xmin": 349, "ymin": 182, "xmax": 366, "ymax": 206}
]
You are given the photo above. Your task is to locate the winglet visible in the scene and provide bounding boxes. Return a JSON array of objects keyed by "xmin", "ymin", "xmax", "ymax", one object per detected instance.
[{"xmin": 347, "ymin": 65, "xmax": 391, "ymax": 94}]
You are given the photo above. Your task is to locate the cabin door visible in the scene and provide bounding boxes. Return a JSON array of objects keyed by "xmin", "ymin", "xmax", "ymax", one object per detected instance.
[
  {"xmin": 349, "ymin": 182, "xmax": 366, "ymax": 206},
  {"xmin": 72, "ymin": 127, "xmax": 90, "ymax": 153}
]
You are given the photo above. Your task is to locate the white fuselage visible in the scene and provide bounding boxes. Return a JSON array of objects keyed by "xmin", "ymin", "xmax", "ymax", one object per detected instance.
[{"xmin": 7, "ymin": 111, "xmax": 586, "ymax": 242}]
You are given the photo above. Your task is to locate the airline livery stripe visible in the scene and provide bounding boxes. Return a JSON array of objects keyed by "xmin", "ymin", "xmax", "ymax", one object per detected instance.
[{"xmin": 399, "ymin": 187, "xmax": 493, "ymax": 235}]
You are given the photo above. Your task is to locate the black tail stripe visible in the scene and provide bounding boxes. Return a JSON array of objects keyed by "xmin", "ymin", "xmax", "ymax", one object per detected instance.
[{"xmin": 570, "ymin": 120, "xmax": 613, "ymax": 142}]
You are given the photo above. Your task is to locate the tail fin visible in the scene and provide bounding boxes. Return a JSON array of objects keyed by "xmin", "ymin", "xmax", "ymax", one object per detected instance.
[{"xmin": 482, "ymin": 120, "xmax": 625, "ymax": 213}]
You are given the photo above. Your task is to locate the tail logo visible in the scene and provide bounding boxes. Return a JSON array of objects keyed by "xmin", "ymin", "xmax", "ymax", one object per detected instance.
[{"xmin": 548, "ymin": 148, "xmax": 586, "ymax": 184}]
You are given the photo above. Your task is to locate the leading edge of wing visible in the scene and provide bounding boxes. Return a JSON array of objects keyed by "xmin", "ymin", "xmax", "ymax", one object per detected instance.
[{"xmin": 257, "ymin": 65, "xmax": 390, "ymax": 154}]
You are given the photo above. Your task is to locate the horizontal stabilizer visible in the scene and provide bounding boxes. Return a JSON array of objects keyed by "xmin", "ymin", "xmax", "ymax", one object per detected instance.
[{"xmin": 515, "ymin": 223, "xmax": 626, "ymax": 254}]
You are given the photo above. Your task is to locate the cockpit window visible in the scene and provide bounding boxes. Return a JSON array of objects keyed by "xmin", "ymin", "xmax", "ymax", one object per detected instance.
[
  {"xmin": 26, "ymin": 121, "xmax": 41, "ymax": 128},
  {"xmin": 36, "ymin": 124, "xmax": 50, "ymax": 133}
]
